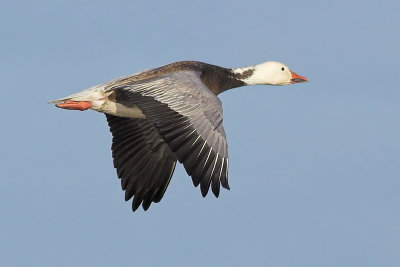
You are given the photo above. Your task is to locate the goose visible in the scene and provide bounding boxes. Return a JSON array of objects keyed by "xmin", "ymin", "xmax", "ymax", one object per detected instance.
[{"xmin": 51, "ymin": 60, "xmax": 308, "ymax": 211}]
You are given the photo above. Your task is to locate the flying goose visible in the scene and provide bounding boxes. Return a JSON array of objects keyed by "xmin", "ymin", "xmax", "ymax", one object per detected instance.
[{"xmin": 52, "ymin": 60, "xmax": 308, "ymax": 211}]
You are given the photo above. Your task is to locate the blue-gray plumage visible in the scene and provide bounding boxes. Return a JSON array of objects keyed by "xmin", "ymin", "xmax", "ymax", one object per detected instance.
[{"xmin": 52, "ymin": 60, "xmax": 308, "ymax": 211}]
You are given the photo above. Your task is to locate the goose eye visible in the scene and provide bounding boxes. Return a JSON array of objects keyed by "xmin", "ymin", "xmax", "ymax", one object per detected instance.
[{"xmin": 281, "ymin": 67, "xmax": 285, "ymax": 71}]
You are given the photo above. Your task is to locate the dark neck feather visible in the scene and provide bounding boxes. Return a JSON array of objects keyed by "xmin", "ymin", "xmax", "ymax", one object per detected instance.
[
  {"xmin": 198, "ymin": 62, "xmax": 247, "ymax": 95},
  {"xmin": 135, "ymin": 61, "xmax": 248, "ymax": 95}
]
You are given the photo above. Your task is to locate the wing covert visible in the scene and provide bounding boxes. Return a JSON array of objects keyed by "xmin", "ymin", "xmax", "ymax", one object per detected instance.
[{"xmin": 109, "ymin": 71, "xmax": 230, "ymax": 197}]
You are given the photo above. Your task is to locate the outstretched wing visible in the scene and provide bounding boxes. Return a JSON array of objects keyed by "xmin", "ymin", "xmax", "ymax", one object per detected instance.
[
  {"xmin": 106, "ymin": 115, "xmax": 177, "ymax": 211},
  {"xmin": 109, "ymin": 71, "xmax": 230, "ymax": 197}
]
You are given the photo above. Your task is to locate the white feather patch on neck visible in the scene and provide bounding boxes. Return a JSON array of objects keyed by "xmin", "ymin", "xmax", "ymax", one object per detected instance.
[{"xmin": 231, "ymin": 66, "xmax": 254, "ymax": 75}]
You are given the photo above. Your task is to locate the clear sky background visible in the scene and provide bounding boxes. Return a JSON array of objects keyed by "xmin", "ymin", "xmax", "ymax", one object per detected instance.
[{"xmin": 1, "ymin": 0, "xmax": 399, "ymax": 266}]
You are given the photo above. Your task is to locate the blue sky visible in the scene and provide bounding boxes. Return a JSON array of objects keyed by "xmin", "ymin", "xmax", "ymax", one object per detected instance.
[{"xmin": 1, "ymin": 0, "xmax": 399, "ymax": 266}]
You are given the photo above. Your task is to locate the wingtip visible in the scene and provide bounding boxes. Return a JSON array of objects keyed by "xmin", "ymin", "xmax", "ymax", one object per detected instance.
[
  {"xmin": 142, "ymin": 203, "xmax": 151, "ymax": 211},
  {"xmin": 131, "ymin": 198, "xmax": 142, "ymax": 212},
  {"xmin": 221, "ymin": 178, "xmax": 230, "ymax": 190},
  {"xmin": 200, "ymin": 188, "xmax": 208, "ymax": 198}
]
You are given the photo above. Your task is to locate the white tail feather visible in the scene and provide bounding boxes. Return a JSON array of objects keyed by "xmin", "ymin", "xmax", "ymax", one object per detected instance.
[{"xmin": 49, "ymin": 84, "xmax": 106, "ymax": 104}]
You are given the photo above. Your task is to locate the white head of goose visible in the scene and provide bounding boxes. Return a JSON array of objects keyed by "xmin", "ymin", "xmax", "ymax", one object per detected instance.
[
  {"xmin": 51, "ymin": 60, "xmax": 308, "ymax": 212},
  {"xmin": 232, "ymin": 61, "xmax": 307, "ymax": 85}
]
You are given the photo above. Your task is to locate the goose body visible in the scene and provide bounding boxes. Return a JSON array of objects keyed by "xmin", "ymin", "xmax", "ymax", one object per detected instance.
[{"xmin": 52, "ymin": 60, "xmax": 307, "ymax": 211}]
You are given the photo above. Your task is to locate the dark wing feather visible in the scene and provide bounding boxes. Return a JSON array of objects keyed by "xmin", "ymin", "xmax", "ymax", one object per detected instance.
[
  {"xmin": 110, "ymin": 71, "xmax": 230, "ymax": 198},
  {"xmin": 106, "ymin": 114, "xmax": 177, "ymax": 211}
]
